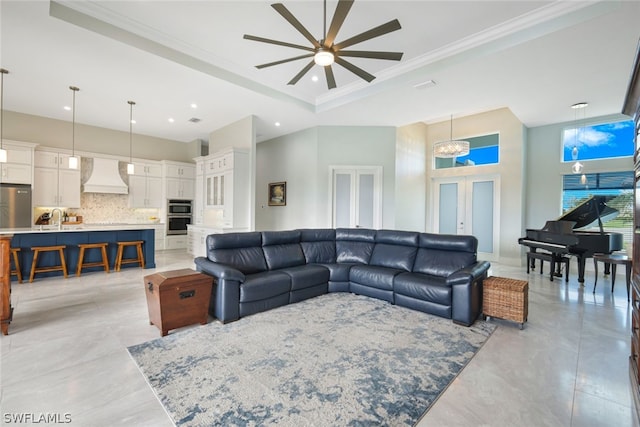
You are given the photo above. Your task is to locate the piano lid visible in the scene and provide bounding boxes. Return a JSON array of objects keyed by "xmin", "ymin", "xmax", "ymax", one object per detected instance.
[{"xmin": 558, "ymin": 195, "xmax": 619, "ymax": 230}]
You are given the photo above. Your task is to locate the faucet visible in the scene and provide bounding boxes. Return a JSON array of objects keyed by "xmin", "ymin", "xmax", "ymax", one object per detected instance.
[{"xmin": 51, "ymin": 208, "xmax": 63, "ymax": 230}]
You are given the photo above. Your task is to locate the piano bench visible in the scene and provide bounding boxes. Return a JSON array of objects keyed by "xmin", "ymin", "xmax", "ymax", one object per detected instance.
[{"xmin": 526, "ymin": 251, "xmax": 570, "ymax": 282}]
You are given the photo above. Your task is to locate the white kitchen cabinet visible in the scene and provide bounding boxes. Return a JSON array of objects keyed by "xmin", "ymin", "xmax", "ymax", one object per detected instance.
[
  {"xmin": 0, "ymin": 141, "xmax": 35, "ymax": 184},
  {"xmin": 34, "ymin": 151, "xmax": 77, "ymax": 170},
  {"xmin": 0, "ymin": 163, "xmax": 31, "ymax": 184},
  {"xmin": 193, "ymin": 158, "xmax": 205, "ymax": 225},
  {"xmin": 165, "ymin": 235, "xmax": 188, "ymax": 250},
  {"xmin": 33, "ymin": 150, "xmax": 81, "ymax": 207},
  {"xmin": 128, "ymin": 175, "xmax": 162, "ymax": 208},
  {"xmin": 152, "ymin": 224, "xmax": 166, "ymax": 251},
  {"xmin": 164, "ymin": 162, "xmax": 195, "ymax": 179},
  {"xmin": 200, "ymin": 148, "xmax": 249, "ymax": 229},
  {"xmin": 163, "ymin": 161, "xmax": 195, "ymax": 200},
  {"xmin": 166, "ymin": 177, "xmax": 195, "ymax": 200},
  {"xmin": 131, "ymin": 161, "xmax": 162, "ymax": 177}
]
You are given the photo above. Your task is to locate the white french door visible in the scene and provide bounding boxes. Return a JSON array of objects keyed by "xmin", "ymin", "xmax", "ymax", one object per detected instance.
[
  {"xmin": 330, "ymin": 166, "xmax": 382, "ymax": 229},
  {"xmin": 432, "ymin": 175, "xmax": 500, "ymax": 261}
]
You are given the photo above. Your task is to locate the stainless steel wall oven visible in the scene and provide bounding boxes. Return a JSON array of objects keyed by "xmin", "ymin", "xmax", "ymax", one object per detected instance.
[{"xmin": 167, "ymin": 199, "xmax": 192, "ymax": 235}]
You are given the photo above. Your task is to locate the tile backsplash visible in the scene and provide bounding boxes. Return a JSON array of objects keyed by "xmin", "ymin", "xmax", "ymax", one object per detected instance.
[{"xmin": 34, "ymin": 192, "xmax": 161, "ymax": 225}]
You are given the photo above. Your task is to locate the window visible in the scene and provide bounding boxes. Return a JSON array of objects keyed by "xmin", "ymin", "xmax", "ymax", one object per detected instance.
[
  {"xmin": 435, "ymin": 133, "xmax": 499, "ymax": 169},
  {"xmin": 562, "ymin": 171, "xmax": 634, "ymax": 249},
  {"xmin": 562, "ymin": 120, "xmax": 634, "ymax": 162}
]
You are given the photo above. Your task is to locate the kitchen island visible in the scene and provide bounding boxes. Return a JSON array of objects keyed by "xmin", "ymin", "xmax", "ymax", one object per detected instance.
[{"xmin": 2, "ymin": 224, "xmax": 158, "ymax": 281}]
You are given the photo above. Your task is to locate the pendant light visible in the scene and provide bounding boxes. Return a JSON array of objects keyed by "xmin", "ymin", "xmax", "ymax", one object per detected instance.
[
  {"xmin": 127, "ymin": 100, "xmax": 135, "ymax": 175},
  {"xmin": 570, "ymin": 102, "xmax": 588, "ymax": 184},
  {"xmin": 68, "ymin": 86, "xmax": 80, "ymax": 169},
  {"xmin": 433, "ymin": 114, "xmax": 470, "ymax": 158},
  {"xmin": 0, "ymin": 68, "xmax": 9, "ymax": 163}
]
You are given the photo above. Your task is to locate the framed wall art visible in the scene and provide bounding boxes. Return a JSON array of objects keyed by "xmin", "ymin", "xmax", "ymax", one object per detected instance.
[{"xmin": 268, "ymin": 182, "xmax": 286, "ymax": 206}]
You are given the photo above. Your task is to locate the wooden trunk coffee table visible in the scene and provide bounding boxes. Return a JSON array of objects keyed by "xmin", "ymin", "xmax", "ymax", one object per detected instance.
[{"xmin": 144, "ymin": 268, "xmax": 214, "ymax": 336}]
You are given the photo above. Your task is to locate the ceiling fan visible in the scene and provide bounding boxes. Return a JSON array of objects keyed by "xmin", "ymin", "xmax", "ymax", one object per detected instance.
[{"xmin": 243, "ymin": 0, "xmax": 403, "ymax": 90}]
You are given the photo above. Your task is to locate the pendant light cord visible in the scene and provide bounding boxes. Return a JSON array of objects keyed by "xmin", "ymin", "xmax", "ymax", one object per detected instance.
[
  {"xmin": 128, "ymin": 100, "xmax": 135, "ymax": 163},
  {"xmin": 0, "ymin": 69, "xmax": 7, "ymax": 152},
  {"xmin": 70, "ymin": 86, "xmax": 79, "ymax": 156}
]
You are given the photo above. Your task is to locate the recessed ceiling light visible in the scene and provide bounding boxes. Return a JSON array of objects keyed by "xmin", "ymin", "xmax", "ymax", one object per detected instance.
[
  {"xmin": 63, "ymin": 106, "xmax": 71, "ymax": 111},
  {"xmin": 190, "ymin": 103, "xmax": 198, "ymax": 109},
  {"xmin": 571, "ymin": 102, "xmax": 588, "ymax": 109},
  {"xmin": 414, "ymin": 80, "xmax": 436, "ymax": 90},
  {"xmin": 275, "ymin": 122, "xmax": 281, "ymax": 127},
  {"xmin": 311, "ymin": 75, "xmax": 319, "ymax": 82},
  {"xmin": 168, "ymin": 118, "xmax": 175, "ymax": 123}
]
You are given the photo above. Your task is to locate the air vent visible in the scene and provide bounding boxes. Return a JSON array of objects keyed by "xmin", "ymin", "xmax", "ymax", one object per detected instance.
[{"xmin": 188, "ymin": 117, "xmax": 201, "ymax": 123}]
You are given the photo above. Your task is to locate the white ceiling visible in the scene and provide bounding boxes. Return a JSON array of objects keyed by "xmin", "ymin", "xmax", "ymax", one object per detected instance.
[{"xmin": 1, "ymin": 0, "xmax": 639, "ymax": 143}]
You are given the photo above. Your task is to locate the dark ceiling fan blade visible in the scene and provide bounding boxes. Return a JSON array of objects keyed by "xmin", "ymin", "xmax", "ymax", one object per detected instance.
[
  {"xmin": 256, "ymin": 53, "xmax": 315, "ymax": 69},
  {"xmin": 272, "ymin": 3, "xmax": 321, "ymax": 49},
  {"xmin": 334, "ymin": 57, "xmax": 375, "ymax": 82},
  {"xmin": 288, "ymin": 60, "xmax": 316, "ymax": 85},
  {"xmin": 243, "ymin": 34, "xmax": 315, "ymax": 52},
  {"xmin": 325, "ymin": 65, "xmax": 337, "ymax": 90},
  {"xmin": 337, "ymin": 50, "xmax": 403, "ymax": 61},
  {"xmin": 334, "ymin": 19, "xmax": 402, "ymax": 50},
  {"xmin": 324, "ymin": 0, "xmax": 354, "ymax": 48}
]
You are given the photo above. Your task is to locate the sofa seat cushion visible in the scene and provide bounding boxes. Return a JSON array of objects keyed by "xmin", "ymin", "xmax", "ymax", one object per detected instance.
[
  {"xmin": 280, "ymin": 265, "xmax": 330, "ymax": 291},
  {"xmin": 240, "ymin": 271, "xmax": 290, "ymax": 302},
  {"xmin": 318, "ymin": 263, "xmax": 354, "ymax": 282},
  {"xmin": 350, "ymin": 265, "xmax": 402, "ymax": 291},
  {"xmin": 394, "ymin": 272, "xmax": 451, "ymax": 306}
]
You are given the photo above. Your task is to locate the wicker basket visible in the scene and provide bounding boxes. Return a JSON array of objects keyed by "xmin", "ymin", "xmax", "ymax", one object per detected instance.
[{"xmin": 483, "ymin": 276, "xmax": 528, "ymax": 329}]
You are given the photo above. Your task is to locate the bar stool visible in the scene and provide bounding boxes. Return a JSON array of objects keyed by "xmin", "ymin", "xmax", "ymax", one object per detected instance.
[
  {"xmin": 10, "ymin": 248, "xmax": 22, "ymax": 283},
  {"xmin": 76, "ymin": 243, "xmax": 110, "ymax": 276},
  {"xmin": 29, "ymin": 245, "xmax": 68, "ymax": 283},
  {"xmin": 115, "ymin": 240, "xmax": 145, "ymax": 272}
]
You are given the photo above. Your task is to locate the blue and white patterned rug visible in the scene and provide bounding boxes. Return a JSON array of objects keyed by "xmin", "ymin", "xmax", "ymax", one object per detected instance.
[{"xmin": 128, "ymin": 293, "xmax": 496, "ymax": 426}]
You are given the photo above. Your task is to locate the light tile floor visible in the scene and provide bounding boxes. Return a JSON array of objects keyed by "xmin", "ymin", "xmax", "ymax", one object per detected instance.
[{"xmin": 1, "ymin": 250, "xmax": 638, "ymax": 426}]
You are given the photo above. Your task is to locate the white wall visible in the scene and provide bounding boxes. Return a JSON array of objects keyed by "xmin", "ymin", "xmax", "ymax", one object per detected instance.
[
  {"xmin": 395, "ymin": 122, "xmax": 428, "ymax": 231},
  {"xmin": 3, "ymin": 111, "xmax": 201, "ymax": 162},
  {"xmin": 208, "ymin": 115, "xmax": 257, "ymax": 230},
  {"xmin": 255, "ymin": 125, "xmax": 397, "ymax": 231},
  {"xmin": 525, "ymin": 112, "xmax": 634, "ymax": 229}
]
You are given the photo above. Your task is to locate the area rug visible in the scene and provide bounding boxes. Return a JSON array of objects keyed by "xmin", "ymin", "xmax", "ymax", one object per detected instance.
[{"xmin": 128, "ymin": 293, "xmax": 496, "ymax": 426}]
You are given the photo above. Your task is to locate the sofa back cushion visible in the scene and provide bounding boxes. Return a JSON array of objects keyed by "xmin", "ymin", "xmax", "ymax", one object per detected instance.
[
  {"xmin": 412, "ymin": 233, "xmax": 478, "ymax": 277},
  {"xmin": 262, "ymin": 230, "xmax": 306, "ymax": 270},
  {"xmin": 299, "ymin": 228, "xmax": 337, "ymax": 263},
  {"xmin": 335, "ymin": 228, "xmax": 376, "ymax": 264},
  {"xmin": 206, "ymin": 232, "xmax": 267, "ymax": 274},
  {"xmin": 369, "ymin": 230, "xmax": 419, "ymax": 271}
]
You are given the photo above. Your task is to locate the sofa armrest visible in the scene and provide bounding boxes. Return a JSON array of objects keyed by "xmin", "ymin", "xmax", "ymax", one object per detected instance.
[
  {"xmin": 194, "ymin": 257, "xmax": 245, "ymax": 282},
  {"xmin": 194, "ymin": 257, "xmax": 243, "ymax": 323},
  {"xmin": 447, "ymin": 261, "xmax": 490, "ymax": 326},
  {"xmin": 446, "ymin": 261, "xmax": 490, "ymax": 286}
]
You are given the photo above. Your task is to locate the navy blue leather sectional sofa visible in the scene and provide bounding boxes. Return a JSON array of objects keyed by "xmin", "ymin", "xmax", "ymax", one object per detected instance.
[{"xmin": 194, "ymin": 228, "xmax": 490, "ymax": 326}]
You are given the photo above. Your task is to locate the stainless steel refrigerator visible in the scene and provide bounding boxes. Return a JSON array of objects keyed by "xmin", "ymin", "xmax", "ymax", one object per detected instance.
[{"xmin": 0, "ymin": 183, "xmax": 32, "ymax": 228}]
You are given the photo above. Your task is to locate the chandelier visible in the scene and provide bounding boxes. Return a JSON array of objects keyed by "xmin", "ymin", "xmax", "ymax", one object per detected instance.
[{"xmin": 434, "ymin": 115, "xmax": 470, "ymax": 158}]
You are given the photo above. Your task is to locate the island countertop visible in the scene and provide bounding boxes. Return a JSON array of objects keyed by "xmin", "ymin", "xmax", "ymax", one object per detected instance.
[{"xmin": 0, "ymin": 223, "xmax": 164, "ymax": 235}]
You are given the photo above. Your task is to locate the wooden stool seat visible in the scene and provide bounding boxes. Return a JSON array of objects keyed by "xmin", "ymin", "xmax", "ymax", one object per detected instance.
[
  {"xmin": 115, "ymin": 241, "xmax": 145, "ymax": 271},
  {"xmin": 29, "ymin": 245, "xmax": 68, "ymax": 283},
  {"xmin": 76, "ymin": 243, "xmax": 110, "ymax": 276},
  {"xmin": 10, "ymin": 248, "xmax": 22, "ymax": 283}
]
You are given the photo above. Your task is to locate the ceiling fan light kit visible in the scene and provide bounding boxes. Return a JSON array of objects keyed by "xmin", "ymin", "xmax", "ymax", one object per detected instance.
[{"xmin": 244, "ymin": 0, "xmax": 403, "ymax": 89}]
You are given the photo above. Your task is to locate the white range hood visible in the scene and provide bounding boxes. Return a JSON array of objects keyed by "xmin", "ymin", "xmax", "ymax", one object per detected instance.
[{"xmin": 83, "ymin": 158, "xmax": 128, "ymax": 194}]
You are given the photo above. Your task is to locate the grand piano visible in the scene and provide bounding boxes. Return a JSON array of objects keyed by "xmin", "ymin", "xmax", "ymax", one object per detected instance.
[{"xmin": 518, "ymin": 196, "xmax": 624, "ymax": 283}]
